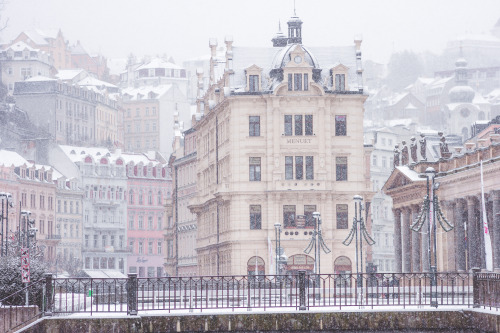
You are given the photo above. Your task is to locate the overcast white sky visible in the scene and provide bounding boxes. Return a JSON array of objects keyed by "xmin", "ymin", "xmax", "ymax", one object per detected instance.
[{"xmin": 2, "ymin": 0, "xmax": 500, "ymax": 64}]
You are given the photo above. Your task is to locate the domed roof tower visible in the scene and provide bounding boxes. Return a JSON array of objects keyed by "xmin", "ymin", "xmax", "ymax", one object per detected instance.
[{"xmin": 448, "ymin": 50, "xmax": 474, "ymax": 103}]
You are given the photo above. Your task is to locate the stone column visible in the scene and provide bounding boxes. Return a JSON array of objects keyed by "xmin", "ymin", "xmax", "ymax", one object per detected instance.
[
  {"xmin": 442, "ymin": 200, "xmax": 455, "ymax": 271},
  {"xmin": 492, "ymin": 191, "xmax": 500, "ymax": 272},
  {"xmin": 455, "ymin": 199, "xmax": 467, "ymax": 271},
  {"xmin": 421, "ymin": 203, "xmax": 430, "ymax": 272},
  {"xmin": 467, "ymin": 196, "xmax": 480, "ymax": 269},
  {"xmin": 402, "ymin": 207, "xmax": 412, "ymax": 273},
  {"xmin": 393, "ymin": 208, "xmax": 402, "ymax": 273},
  {"xmin": 411, "ymin": 205, "xmax": 421, "ymax": 272}
]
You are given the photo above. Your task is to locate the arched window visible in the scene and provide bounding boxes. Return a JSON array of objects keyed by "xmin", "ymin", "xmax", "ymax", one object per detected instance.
[
  {"xmin": 148, "ymin": 191, "xmax": 153, "ymax": 205},
  {"xmin": 247, "ymin": 256, "xmax": 265, "ymax": 277}
]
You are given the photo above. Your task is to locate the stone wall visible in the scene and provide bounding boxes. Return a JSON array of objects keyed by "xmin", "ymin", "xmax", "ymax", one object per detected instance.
[
  {"xmin": 19, "ymin": 309, "xmax": 500, "ymax": 333},
  {"xmin": 0, "ymin": 305, "xmax": 39, "ymax": 332}
]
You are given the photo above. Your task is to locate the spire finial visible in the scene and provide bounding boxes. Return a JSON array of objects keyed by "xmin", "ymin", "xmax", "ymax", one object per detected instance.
[
  {"xmin": 294, "ymin": 0, "xmax": 296, "ymax": 16},
  {"xmin": 278, "ymin": 20, "xmax": 282, "ymax": 32}
]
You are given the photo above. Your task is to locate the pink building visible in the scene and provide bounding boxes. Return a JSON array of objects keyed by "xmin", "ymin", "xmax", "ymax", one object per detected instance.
[
  {"xmin": 0, "ymin": 150, "xmax": 58, "ymax": 262},
  {"xmin": 123, "ymin": 152, "xmax": 171, "ymax": 277}
]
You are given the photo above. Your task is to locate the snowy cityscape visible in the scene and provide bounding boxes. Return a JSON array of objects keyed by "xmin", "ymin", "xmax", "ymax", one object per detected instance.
[{"xmin": 1, "ymin": 0, "xmax": 500, "ymax": 332}]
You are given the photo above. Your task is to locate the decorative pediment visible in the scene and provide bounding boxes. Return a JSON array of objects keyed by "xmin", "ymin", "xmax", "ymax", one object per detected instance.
[
  {"xmin": 245, "ymin": 64, "xmax": 262, "ymax": 73},
  {"xmin": 382, "ymin": 166, "xmax": 423, "ymax": 192}
]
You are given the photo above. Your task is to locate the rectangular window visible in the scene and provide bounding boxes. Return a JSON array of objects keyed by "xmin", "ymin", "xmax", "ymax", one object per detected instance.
[
  {"xmin": 305, "ymin": 115, "xmax": 313, "ymax": 135},
  {"xmin": 249, "ymin": 116, "xmax": 260, "ymax": 136},
  {"xmin": 372, "ymin": 154, "xmax": 377, "ymax": 166},
  {"xmin": 148, "ymin": 216, "xmax": 153, "ymax": 230},
  {"xmin": 129, "ymin": 217, "xmax": 134, "ymax": 229},
  {"xmin": 294, "ymin": 115, "xmax": 303, "ymax": 135},
  {"xmin": 284, "ymin": 115, "xmax": 292, "ymax": 136},
  {"xmin": 304, "ymin": 74, "xmax": 309, "ymax": 91},
  {"xmin": 295, "ymin": 156, "xmax": 303, "ymax": 180},
  {"xmin": 249, "ymin": 75, "xmax": 259, "ymax": 92},
  {"xmin": 288, "ymin": 74, "xmax": 293, "ymax": 91},
  {"xmin": 336, "ymin": 204, "xmax": 348, "ymax": 229},
  {"xmin": 304, "ymin": 205, "xmax": 317, "ymax": 227},
  {"xmin": 138, "ymin": 216, "xmax": 144, "ymax": 229},
  {"xmin": 283, "ymin": 205, "xmax": 296, "ymax": 228},
  {"xmin": 335, "ymin": 74, "xmax": 345, "ymax": 91},
  {"xmin": 306, "ymin": 156, "xmax": 314, "ymax": 180},
  {"xmin": 335, "ymin": 115, "xmax": 347, "ymax": 136},
  {"xmin": 157, "ymin": 241, "xmax": 162, "ymax": 255},
  {"xmin": 250, "ymin": 205, "xmax": 262, "ymax": 230},
  {"xmin": 285, "ymin": 156, "xmax": 293, "ymax": 180},
  {"xmin": 93, "ymin": 235, "xmax": 98, "ymax": 248},
  {"xmin": 336, "ymin": 157, "xmax": 348, "ymax": 181},
  {"xmin": 102, "ymin": 235, "xmax": 107, "ymax": 248},
  {"xmin": 148, "ymin": 241, "xmax": 153, "ymax": 255},
  {"xmin": 249, "ymin": 157, "xmax": 261, "ymax": 181},
  {"xmin": 294, "ymin": 73, "xmax": 302, "ymax": 91},
  {"xmin": 139, "ymin": 241, "xmax": 143, "ymax": 254}
]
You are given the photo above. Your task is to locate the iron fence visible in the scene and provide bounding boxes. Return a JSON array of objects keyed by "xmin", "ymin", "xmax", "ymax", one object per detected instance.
[{"xmin": 1, "ymin": 270, "xmax": 499, "ymax": 332}]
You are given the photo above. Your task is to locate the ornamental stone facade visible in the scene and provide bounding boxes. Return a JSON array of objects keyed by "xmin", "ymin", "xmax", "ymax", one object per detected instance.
[
  {"xmin": 383, "ymin": 134, "xmax": 500, "ymax": 272},
  {"xmin": 189, "ymin": 16, "xmax": 373, "ymax": 276}
]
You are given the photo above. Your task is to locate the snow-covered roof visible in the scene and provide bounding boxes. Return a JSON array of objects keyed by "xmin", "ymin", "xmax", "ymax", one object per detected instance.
[
  {"xmin": 21, "ymin": 29, "xmax": 60, "ymax": 45},
  {"xmin": 136, "ymin": 58, "xmax": 183, "ymax": 71},
  {"xmin": 25, "ymin": 75, "xmax": 57, "ymax": 82},
  {"xmin": 56, "ymin": 69, "xmax": 87, "ymax": 81},
  {"xmin": 3, "ymin": 41, "xmax": 37, "ymax": 52},
  {"xmin": 78, "ymin": 76, "xmax": 117, "ymax": 89},
  {"xmin": 228, "ymin": 43, "xmax": 358, "ymax": 92},
  {"xmin": 122, "ymin": 84, "xmax": 173, "ymax": 101},
  {"xmin": 396, "ymin": 165, "xmax": 425, "ymax": 182},
  {"xmin": 0, "ymin": 149, "xmax": 29, "ymax": 167},
  {"xmin": 60, "ymin": 145, "xmax": 166, "ymax": 166}
]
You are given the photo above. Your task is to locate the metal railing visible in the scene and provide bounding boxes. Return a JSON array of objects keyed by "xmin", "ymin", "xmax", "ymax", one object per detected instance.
[{"xmin": 1, "ymin": 270, "xmax": 499, "ymax": 331}]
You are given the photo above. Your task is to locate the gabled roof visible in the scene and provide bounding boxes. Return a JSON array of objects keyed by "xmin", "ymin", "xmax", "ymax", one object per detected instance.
[{"xmin": 382, "ymin": 165, "xmax": 425, "ymax": 192}]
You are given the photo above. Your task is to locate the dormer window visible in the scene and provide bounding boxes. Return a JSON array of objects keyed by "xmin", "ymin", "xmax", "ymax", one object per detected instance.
[
  {"xmin": 249, "ymin": 75, "xmax": 259, "ymax": 92},
  {"xmin": 245, "ymin": 65, "xmax": 262, "ymax": 92},
  {"xmin": 335, "ymin": 74, "xmax": 345, "ymax": 91},
  {"xmin": 331, "ymin": 64, "xmax": 349, "ymax": 92}
]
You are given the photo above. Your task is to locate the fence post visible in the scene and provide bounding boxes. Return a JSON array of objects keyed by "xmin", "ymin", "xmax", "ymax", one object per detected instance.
[
  {"xmin": 472, "ymin": 267, "xmax": 480, "ymax": 308},
  {"xmin": 298, "ymin": 270, "xmax": 306, "ymax": 310},
  {"xmin": 44, "ymin": 273, "xmax": 53, "ymax": 316},
  {"xmin": 127, "ymin": 273, "xmax": 138, "ymax": 315}
]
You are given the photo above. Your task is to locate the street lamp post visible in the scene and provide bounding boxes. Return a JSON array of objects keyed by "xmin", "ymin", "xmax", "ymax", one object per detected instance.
[
  {"xmin": 411, "ymin": 167, "xmax": 454, "ymax": 308},
  {"xmin": 274, "ymin": 223, "xmax": 281, "ymax": 276},
  {"xmin": 304, "ymin": 212, "xmax": 331, "ymax": 275},
  {"xmin": 343, "ymin": 195, "xmax": 375, "ymax": 301},
  {"xmin": 0, "ymin": 192, "xmax": 14, "ymax": 256}
]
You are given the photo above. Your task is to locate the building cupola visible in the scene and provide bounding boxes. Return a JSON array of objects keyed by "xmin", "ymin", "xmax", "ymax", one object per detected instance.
[
  {"xmin": 272, "ymin": 21, "xmax": 288, "ymax": 47},
  {"xmin": 287, "ymin": 12, "xmax": 303, "ymax": 44}
]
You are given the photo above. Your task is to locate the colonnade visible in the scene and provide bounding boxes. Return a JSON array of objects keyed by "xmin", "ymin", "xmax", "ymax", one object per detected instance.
[{"xmin": 393, "ymin": 191, "xmax": 500, "ymax": 272}]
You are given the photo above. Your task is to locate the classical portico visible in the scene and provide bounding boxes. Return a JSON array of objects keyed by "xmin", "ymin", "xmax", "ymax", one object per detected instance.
[{"xmin": 383, "ymin": 142, "xmax": 500, "ymax": 273}]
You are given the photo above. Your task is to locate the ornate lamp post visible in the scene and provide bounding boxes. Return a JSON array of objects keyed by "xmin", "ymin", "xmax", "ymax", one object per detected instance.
[
  {"xmin": 274, "ymin": 223, "xmax": 282, "ymax": 275},
  {"xmin": 411, "ymin": 167, "xmax": 453, "ymax": 307},
  {"xmin": 0, "ymin": 192, "xmax": 14, "ymax": 256},
  {"xmin": 343, "ymin": 195, "xmax": 375, "ymax": 295},
  {"xmin": 304, "ymin": 212, "xmax": 331, "ymax": 275}
]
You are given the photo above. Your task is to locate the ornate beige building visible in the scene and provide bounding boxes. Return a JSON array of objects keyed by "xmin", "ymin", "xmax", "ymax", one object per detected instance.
[
  {"xmin": 383, "ymin": 134, "xmax": 500, "ymax": 273},
  {"xmin": 189, "ymin": 16, "xmax": 373, "ymax": 276}
]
